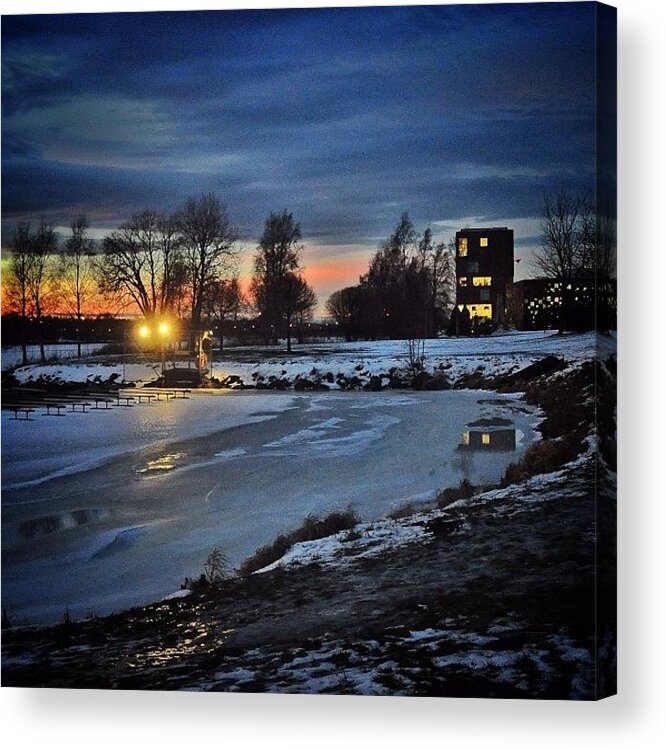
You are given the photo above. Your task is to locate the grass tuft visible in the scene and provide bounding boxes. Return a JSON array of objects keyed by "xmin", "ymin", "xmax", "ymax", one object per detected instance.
[{"xmin": 238, "ymin": 506, "xmax": 361, "ymax": 576}]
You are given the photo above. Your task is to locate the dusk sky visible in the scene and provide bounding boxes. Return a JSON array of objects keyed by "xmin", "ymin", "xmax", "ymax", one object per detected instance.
[{"xmin": 1, "ymin": 2, "xmax": 597, "ymax": 309}]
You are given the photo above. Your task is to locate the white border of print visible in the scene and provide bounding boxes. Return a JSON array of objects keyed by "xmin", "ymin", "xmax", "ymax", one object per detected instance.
[{"xmin": 1, "ymin": 1, "xmax": 664, "ymax": 750}]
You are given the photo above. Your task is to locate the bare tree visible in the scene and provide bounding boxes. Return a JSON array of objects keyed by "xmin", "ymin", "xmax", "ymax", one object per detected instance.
[
  {"xmin": 204, "ymin": 277, "xmax": 244, "ymax": 352},
  {"xmin": 157, "ymin": 212, "xmax": 188, "ymax": 315},
  {"xmin": 596, "ymin": 197, "xmax": 617, "ymax": 282},
  {"xmin": 61, "ymin": 216, "xmax": 95, "ymax": 358},
  {"xmin": 99, "ymin": 210, "xmax": 184, "ymax": 319},
  {"xmin": 6, "ymin": 223, "xmax": 33, "ymax": 366},
  {"xmin": 416, "ymin": 227, "xmax": 455, "ymax": 337},
  {"xmin": 290, "ymin": 275, "xmax": 317, "ymax": 346},
  {"xmin": 27, "ymin": 220, "xmax": 59, "ymax": 363},
  {"xmin": 176, "ymin": 194, "xmax": 239, "ymax": 346},
  {"xmin": 534, "ymin": 187, "xmax": 592, "ymax": 332},
  {"xmin": 431, "ymin": 238, "xmax": 456, "ymax": 333}
]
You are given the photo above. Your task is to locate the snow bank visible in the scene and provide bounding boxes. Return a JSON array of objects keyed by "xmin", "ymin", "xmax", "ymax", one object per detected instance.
[{"xmin": 8, "ymin": 331, "xmax": 608, "ymax": 387}]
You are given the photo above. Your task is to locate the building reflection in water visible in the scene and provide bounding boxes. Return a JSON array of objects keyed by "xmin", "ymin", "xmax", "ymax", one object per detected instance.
[{"xmin": 459, "ymin": 429, "xmax": 517, "ymax": 452}]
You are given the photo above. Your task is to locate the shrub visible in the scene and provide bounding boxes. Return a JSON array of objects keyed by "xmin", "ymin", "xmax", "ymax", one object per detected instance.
[
  {"xmin": 501, "ymin": 436, "xmax": 581, "ymax": 486},
  {"xmin": 386, "ymin": 500, "xmax": 436, "ymax": 520},
  {"xmin": 387, "ymin": 501, "xmax": 419, "ymax": 520},
  {"xmin": 204, "ymin": 546, "xmax": 230, "ymax": 583},
  {"xmin": 436, "ymin": 478, "xmax": 475, "ymax": 508},
  {"xmin": 341, "ymin": 527, "xmax": 363, "ymax": 543},
  {"xmin": 238, "ymin": 506, "xmax": 360, "ymax": 576}
]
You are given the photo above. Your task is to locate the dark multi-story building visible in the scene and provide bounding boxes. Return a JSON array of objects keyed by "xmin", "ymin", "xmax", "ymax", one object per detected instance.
[
  {"xmin": 455, "ymin": 227, "xmax": 514, "ymax": 324},
  {"xmin": 506, "ymin": 278, "xmax": 617, "ymax": 331}
]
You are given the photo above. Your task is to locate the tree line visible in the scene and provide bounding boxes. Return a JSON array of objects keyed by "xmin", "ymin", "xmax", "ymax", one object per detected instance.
[
  {"xmin": 533, "ymin": 186, "xmax": 616, "ymax": 333},
  {"xmin": 326, "ymin": 213, "xmax": 456, "ymax": 341},
  {"xmin": 5, "ymin": 194, "xmax": 317, "ymax": 365}
]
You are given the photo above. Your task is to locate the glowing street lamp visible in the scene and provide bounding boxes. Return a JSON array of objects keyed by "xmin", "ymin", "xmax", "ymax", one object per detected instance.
[
  {"xmin": 138, "ymin": 324, "xmax": 151, "ymax": 340},
  {"xmin": 157, "ymin": 319, "xmax": 172, "ymax": 375}
]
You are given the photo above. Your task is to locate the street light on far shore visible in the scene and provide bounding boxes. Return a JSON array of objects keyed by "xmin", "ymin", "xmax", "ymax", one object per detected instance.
[{"xmin": 136, "ymin": 320, "xmax": 172, "ymax": 376}]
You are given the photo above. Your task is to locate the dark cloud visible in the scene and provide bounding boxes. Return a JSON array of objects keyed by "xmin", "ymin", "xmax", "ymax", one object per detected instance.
[{"xmin": 2, "ymin": 2, "xmax": 596, "ymax": 265}]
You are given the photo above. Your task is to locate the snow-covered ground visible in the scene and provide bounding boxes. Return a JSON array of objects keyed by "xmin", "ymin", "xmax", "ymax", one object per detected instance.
[
  {"xmin": 7, "ymin": 331, "xmax": 611, "ymax": 387},
  {"xmin": 1, "ymin": 343, "xmax": 108, "ymax": 371}
]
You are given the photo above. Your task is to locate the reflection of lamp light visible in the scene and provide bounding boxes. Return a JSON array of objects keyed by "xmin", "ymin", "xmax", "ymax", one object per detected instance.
[
  {"xmin": 138, "ymin": 324, "xmax": 150, "ymax": 339},
  {"xmin": 158, "ymin": 321, "xmax": 170, "ymax": 337}
]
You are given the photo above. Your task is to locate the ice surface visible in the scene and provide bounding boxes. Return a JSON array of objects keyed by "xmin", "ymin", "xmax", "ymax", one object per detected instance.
[{"xmin": 2, "ymin": 388, "xmax": 539, "ymax": 623}]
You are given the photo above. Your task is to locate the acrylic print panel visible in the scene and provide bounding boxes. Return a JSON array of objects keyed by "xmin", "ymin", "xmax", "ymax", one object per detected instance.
[{"xmin": 0, "ymin": 2, "xmax": 617, "ymax": 699}]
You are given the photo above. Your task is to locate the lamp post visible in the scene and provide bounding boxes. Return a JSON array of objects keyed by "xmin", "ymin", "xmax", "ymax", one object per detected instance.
[
  {"xmin": 157, "ymin": 321, "xmax": 170, "ymax": 375},
  {"xmin": 135, "ymin": 320, "xmax": 172, "ymax": 376},
  {"xmin": 136, "ymin": 323, "xmax": 150, "ymax": 377}
]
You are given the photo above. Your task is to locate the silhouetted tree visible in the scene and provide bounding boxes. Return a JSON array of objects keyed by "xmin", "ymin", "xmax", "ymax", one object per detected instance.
[
  {"xmin": 458, "ymin": 305, "xmax": 472, "ymax": 336},
  {"xmin": 6, "ymin": 223, "xmax": 33, "ymax": 365},
  {"xmin": 100, "ymin": 210, "xmax": 186, "ymax": 319},
  {"xmin": 61, "ymin": 216, "xmax": 95, "ymax": 358},
  {"xmin": 250, "ymin": 210, "xmax": 304, "ymax": 348},
  {"xmin": 359, "ymin": 214, "xmax": 455, "ymax": 340},
  {"xmin": 205, "ymin": 277, "xmax": 244, "ymax": 352},
  {"xmin": 534, "ymin": 186, "xmax": 594, "ymax": 332},
  {"xmin": 176, "ymin": 194, "xmax": 239, "ymax": 345},
  {"xmin": 288, "ymin": 274, "xmax": 317, "ymax": 347},
  {"xmin": 326, "ymin": 286, "xmax": 365, "ymax": 340},
  {"xmin": 27, "ymin": 220, "xmax": 59, "ymax": 363}
]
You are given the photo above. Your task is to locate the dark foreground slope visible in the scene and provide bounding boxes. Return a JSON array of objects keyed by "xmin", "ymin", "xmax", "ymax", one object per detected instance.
[{"xmin": 2, "ymin": 457, "xmax": 602, "ymax": 699}]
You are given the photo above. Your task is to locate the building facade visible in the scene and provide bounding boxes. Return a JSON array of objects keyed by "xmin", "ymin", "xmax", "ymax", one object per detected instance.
[
  {"xmin": 506, "ymin": 278, "xmax": 617, "ymax": 331},
  {"xmin": 454, "ymin": 227, "xmax": 514, "ymax": 324}
]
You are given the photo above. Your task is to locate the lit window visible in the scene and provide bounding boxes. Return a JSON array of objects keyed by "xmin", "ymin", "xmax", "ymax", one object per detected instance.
[
  {"xmin": 465, "ymin": 304, "xmax": 492, "ymax": 319},
  {"xmin": 482, "ymin": 433, "xmax": 491, "ymax": 445},
  {"xmin": 480, "ymin": 237, "xmax": 488, "ymax": 247},
  {"xmin": 462, "ymin": 431, "xmax": 470, "ymax": 446},
  {"xmin": 472, "ymin": 276, "xmax": 492, "ymax": 287},
  {"xmin": 458, "ymin": 238, "xmax": 468, "ymax": 257},
  {"xmin": 458, "ymin": 277, "xmax": 468, "ymax": 286}
]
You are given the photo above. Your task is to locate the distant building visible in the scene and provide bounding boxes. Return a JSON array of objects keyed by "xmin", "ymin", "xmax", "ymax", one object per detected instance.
[
  {"xmin": 454, "ymin": 227, "xmax": 514, "ymax": 324},
  {"xmin": 507, "ymin": 278, "xmax": 617, "ymax": 331}
]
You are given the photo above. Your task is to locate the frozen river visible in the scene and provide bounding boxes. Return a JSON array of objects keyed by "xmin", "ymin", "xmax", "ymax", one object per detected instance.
[{"xmin": 2, "ymin": 389, "xmax": 540, "ymax": 623}]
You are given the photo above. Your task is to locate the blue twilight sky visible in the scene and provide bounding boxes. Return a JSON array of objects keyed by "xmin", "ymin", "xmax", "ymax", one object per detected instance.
[{"xmin": 1, "ymin": 2, "xmax": 598, "ymax": 302}]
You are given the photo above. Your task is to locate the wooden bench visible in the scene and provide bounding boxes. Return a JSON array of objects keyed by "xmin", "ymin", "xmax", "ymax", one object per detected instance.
[
  {"xmin": 72, "ymin": 392, "xmax": 116, "ymax": 410},
  {"xmin": 122, "ymin": 388, "xmax": 178, "ymax": 402},
  {"xmin": 115, "ymin": 394, "xmax": 136, "ymax": 407},
  {"xmin": 43, "ymin": 402, "xmax": 67, "ymax": 416},
  {"xmin": 8, "ymin": 405, "xmax": 36, "ymax": 421},
  {"xmin": 4, "ymin": 398, "xmax": 67, "ymax": 418},
  {"xmin": 69, "ymin": 401, "xmax": 92, "ymax": 413}
]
